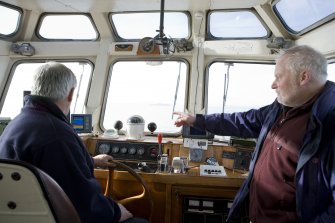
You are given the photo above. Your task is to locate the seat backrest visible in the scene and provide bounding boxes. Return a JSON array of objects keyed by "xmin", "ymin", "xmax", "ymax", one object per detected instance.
[{"xmin": 0, "ymin": 159, "xmax": 81, "ymax": 223}]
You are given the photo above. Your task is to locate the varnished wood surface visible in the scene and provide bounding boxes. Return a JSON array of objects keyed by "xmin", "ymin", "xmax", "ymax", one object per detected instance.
[
  {"xmin": 84, "ymin": 135, "xmax": 249, "ymax": 223},
  {"xmin": 94, "ymin": 168, "xmax": 246, "ymax": 187},
  {"xmin": 95, "ymin": 168, "xmax": 246, "ymax": 223}
]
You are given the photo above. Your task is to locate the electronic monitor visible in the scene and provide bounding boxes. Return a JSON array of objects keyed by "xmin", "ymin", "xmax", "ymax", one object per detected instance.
[
  {"xmin": 71, "ymin": 114, "xmax": 92, "ymax": 133},
  {"xmin": 0, "ymin": 117, "xmax": 11, "ymax": 136},
  {"xmin": 182, "ymin": 125, "xmax": 214, "ymax": 139}
]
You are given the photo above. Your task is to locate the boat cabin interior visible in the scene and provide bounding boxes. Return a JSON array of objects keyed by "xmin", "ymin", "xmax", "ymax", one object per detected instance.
[{"xmin": 0, "ymin": 0, "xmax": 335, "ymax": 222}]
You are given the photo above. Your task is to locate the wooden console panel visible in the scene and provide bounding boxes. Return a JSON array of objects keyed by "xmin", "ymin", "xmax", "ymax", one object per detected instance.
[
  {"xmin": 83, "ymin": 135, "xmax": 247, "ymax": 223},
  {"xmin": 94, "ymin": 169, "xmax": 245, "ymax": 223}
]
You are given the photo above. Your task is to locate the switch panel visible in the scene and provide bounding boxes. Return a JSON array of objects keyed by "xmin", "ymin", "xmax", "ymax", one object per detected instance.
[{"xmin": 200, "ymin": 165, "xmax": 226, "ymax": 177}]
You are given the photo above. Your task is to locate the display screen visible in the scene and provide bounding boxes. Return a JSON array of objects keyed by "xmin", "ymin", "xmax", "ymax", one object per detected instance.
[
  {"xmin": 71, "ymin": 114, "xmax": 92, "ymax": 133},
  {"xmin": 0, "ymin": 118, "xmax": 11, "ymax": 135},
  {"xmin": 182, "ymin": 125, "xmax": 214, "ymax": 139}
]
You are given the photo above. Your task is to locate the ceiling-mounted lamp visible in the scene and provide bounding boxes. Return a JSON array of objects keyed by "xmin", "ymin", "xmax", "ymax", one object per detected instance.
[
  {"xmin": 10, "ymin": 43, "xmax": 35, "ymax": 56},
  {"xmin": 266, "ymin": 37, "xmax": 294, "ymax": 54},
  {"xmin": 267, "ymin": 37, "xmax": 293, "ymax": 49}
]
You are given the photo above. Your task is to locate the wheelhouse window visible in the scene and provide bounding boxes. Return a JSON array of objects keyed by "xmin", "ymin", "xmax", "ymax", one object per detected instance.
[
  {"xmin": 273, "ymin": 0, "xmax": 335, "ymax": 34},
  {"xmin": 0, "ymin": 3, "xmax": 22, "ymax": 37},
  {"xmin": 103, "ymin": 60, "xmax": 187, "ymax": 134},
  {"xmin": 110, "ymin": 12, "xmax": 190, "ymax": 40},
  {"xmin": 207, "ymin": 62, "xmax": 335, "ymax": 115},
  {"xmin": 0, "ymin": 61, "xmax": 92, "ymax": 119},
  {"xmin": 207, "ymin": 10, "xmax": 269, "ymax": 39},
  {"xmin": 37, "ymin": 14, "xmax": 98, "ymax": 40},
  {"xmin": 328, "ymin": 62, "xmax": 335, "ymax": 81},
  {"xmin": 207, "ymin": 62, "xmax": 276, "ymax": 114}
]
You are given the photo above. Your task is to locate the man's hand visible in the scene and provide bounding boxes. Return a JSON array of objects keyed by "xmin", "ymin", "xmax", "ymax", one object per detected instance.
[
  {"xmin": 93, "ymin": 154, "xmax": 114, "ymax": 168},
  {"xmin": 118, "ymin": 203, "xmax": 133, "ymax": 222},
  {"xmin": 173, "ymin": 112, "xmax": 196, "ymax": 127}
]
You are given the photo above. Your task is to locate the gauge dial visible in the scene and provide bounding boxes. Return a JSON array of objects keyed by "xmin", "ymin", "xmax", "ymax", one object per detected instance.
[
  {"xmin": 120, "ymin": 147, "xmax": 128, "ymax": 154},
  {"xmin": 98, "ymin": 143, "xmax": 110, "ymax": 154},
  {"xmin": 137, "ymin": 147, "xmax": 145, "ymax": 155},
  {"xmin": 111, "ymin": 146, "xmax": 119, "ymax": 154},
  {"xmin": 129, "ymin": 147, "xmax": 136, "ymax": 155}
]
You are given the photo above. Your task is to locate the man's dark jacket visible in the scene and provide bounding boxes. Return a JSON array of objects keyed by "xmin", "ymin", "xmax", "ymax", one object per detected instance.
[
  {"xmin": 194, "ymin": 81, "xmax": 335, "ymax": 222},
  {"xmin": 0, "ymin": 95, "xmax": 121, "ymax": 223}
]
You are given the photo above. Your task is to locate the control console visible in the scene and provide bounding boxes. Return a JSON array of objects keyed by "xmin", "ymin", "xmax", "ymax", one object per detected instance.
[{"xmin": 95, "ymin": 140, "xmax": 159, "ymax": 172}]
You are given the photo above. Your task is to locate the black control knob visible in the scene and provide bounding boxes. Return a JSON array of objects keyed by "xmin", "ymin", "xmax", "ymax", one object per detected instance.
[
  {"xmin": 114, "ymin": 120, "xmax": 123, "ymax": 133},
  {"xmin": 147, "ymin": 122, "xmax": 157, "ymax": 134}
]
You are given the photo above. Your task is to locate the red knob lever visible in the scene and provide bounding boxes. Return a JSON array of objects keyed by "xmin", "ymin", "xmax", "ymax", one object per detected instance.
[{"xmin": 158, "ymin": 133, "xmax": 162, "ymax": 144}]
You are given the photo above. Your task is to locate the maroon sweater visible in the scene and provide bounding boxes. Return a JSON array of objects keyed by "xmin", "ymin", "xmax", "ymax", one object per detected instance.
[{"xmin": 249, "ymin": 100, "xmax": 315, "ymax": 223}]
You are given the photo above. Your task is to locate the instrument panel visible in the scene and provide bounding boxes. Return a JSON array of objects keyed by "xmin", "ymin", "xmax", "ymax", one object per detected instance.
[{"xmin": 95, "ymin": 140, "xmax": 159, "ymax": 164}]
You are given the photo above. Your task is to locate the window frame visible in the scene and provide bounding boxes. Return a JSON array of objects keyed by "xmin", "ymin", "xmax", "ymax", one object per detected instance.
[
  {"xmin": 35, "ymin": 12, "xmax": 100, "ymax": 41},
  {"xmin": 0, "ymin": 1, "xmax": 23, "ymax": 38},
  {"xmin": 205, "ymin": 60, "xmax": 276, "ymax": 115},
  {"xmin": 327, "ymin": 60, "xmax": 335, "ymax": 81},
  {"xmin": 206, "ymin": 9, "xmax": 271, "ymax": 40},
  {"xmin": 0, "ymin": 59, "xmax": 94, "ymax": 118},
  {"xmin": 272, "ymin": 0, "xmax": 335, "ymax": 35},
  {"xmin": 100, "ymin": 58, "xmax": 190, "ymax": 136},
  {"xmin": 108, "ymin": 11, "xmax": 192, "ymax": 42}
]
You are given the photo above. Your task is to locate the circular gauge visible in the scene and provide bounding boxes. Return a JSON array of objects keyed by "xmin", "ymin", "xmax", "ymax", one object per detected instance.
[
  {"xmin": 139, "ymin": 37, "xmax": 155, "ymax": 54},
  {"xmin": 129, "ymin": 147, "xmax": 136, "ymax": 155},
  {"xmin": 98, "ymin": 143, "xmax": 110, "ymax": 154},
  {"xmin": 137, "ymin": 147, "xmax": 145, "ymax": 155},
  {"xmin": 120, "ymin": 147, "xmax": 128, "ymax": 154},
  {"xmin": 111, "ymin": 146, "xmax": 119, "ymax": 154}
]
